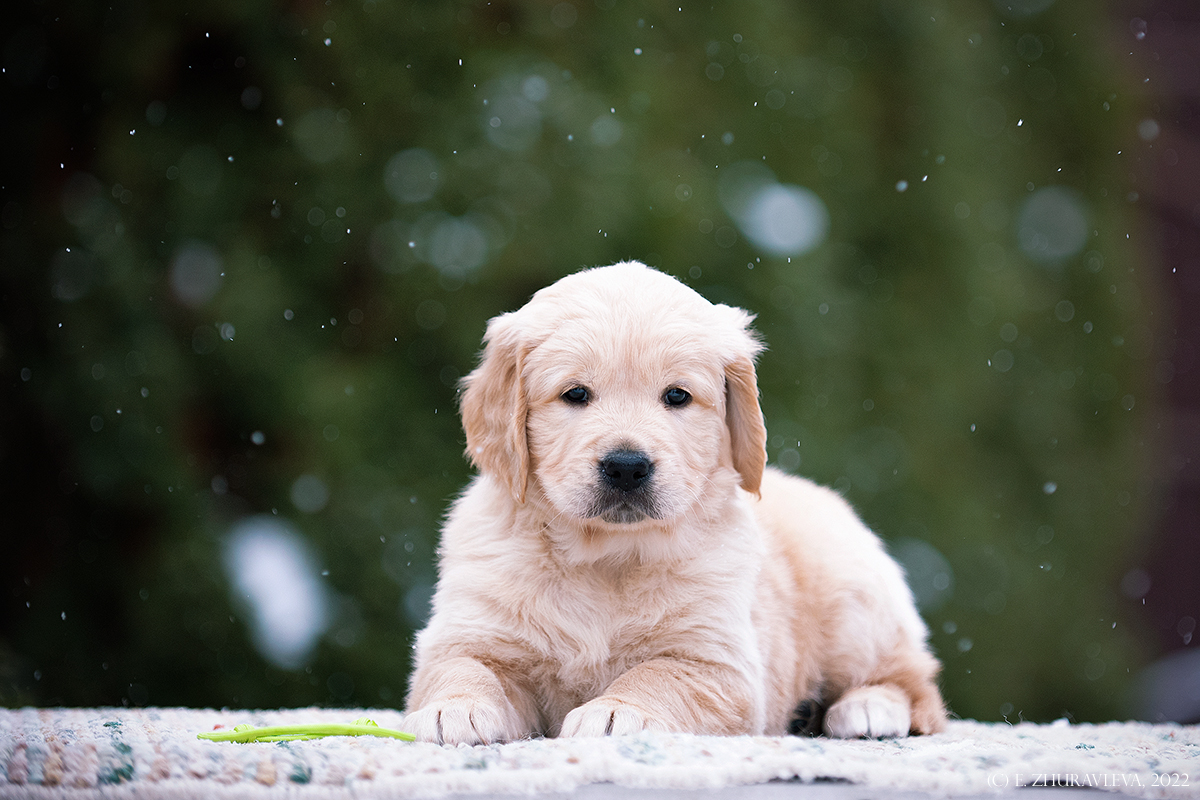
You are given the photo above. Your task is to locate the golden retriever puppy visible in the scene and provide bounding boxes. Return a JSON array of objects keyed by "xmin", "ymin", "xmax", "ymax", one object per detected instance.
[{"xmin": 404, "ymin": 261, "xmax": 945, "ymax": 744}]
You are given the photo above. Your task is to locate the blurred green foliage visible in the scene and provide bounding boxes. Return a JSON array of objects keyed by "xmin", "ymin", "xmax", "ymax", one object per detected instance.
[{"xmin": 1, "ymin": 0, "xmax": 1160, "ymax": 723}]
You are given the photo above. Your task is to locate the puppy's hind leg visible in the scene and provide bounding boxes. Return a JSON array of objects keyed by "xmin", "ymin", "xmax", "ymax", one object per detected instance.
[
  {"xmin": 823, "ymin": 684, "xmax": 911, "ymax": 738},
  {"xmin": 824, "ymin": 648, "xmax": 946, "ymax": 738}
]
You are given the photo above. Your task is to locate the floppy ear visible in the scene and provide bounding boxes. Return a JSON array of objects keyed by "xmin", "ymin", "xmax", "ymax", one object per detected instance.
[
  {"xmin": 459, "ymin": 313, "xmax": 530, "ymax": 503},
  {"xmin": 720, "ymin": 311, "xmax": 768, "ymax": 494},
  {"xmin": 724, "ymin": 347, "xmax": 768, "ymax": 497}
]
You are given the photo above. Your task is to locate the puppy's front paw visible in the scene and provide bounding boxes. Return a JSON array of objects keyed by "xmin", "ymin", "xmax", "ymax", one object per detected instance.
[
  {"xmin": 404, "ymin": 697, "xmax": 525, "ymax": 745},
  {"xmin": 824, "ymin": 685, "xmax": 911, "ymax": 739},
  {"xmin": 560, "ymin": 697, "xmax": 669, "ymax": 737}
]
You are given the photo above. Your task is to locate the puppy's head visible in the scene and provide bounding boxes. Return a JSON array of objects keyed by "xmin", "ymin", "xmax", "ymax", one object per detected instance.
[{"xmin": 460, "ymin": 262, "xmax": 766, "ymax": 535}]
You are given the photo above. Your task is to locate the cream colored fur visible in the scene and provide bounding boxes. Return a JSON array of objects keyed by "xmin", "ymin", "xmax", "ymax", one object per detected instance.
[{"xmin": 404, "ymin": 262, "xmax": 945, "ymax": 744}]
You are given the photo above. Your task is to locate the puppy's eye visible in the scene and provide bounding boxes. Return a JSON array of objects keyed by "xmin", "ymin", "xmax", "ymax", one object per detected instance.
[
  {"xmin": 561, "ymin": 386, "xmax": 590, "ymax": 405},
  {"xmin": 663, "ymin": 387, "xmax": 692, "ymax": 407}
]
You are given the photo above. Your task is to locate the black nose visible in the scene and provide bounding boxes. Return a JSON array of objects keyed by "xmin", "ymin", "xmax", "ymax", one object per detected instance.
[{"xmin": 600, "ymin": 450, "xmax": 653, "ymax": 493}]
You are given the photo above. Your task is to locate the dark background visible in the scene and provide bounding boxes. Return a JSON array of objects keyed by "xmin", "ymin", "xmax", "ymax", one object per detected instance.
[{"xmin": 2, "ymin": 0, "xmax": 1196, "ymax": 725}]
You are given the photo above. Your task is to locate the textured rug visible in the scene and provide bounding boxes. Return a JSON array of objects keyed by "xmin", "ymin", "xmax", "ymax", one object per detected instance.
[{"xmin": 1, "ymin": 707, "xmax": 1197, "ymax": 798}]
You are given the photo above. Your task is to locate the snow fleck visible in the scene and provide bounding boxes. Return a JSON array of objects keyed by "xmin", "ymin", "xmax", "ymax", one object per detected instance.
[{"xmin": 291, "ymin": 474, "xmax": 330, "ymax": 514}]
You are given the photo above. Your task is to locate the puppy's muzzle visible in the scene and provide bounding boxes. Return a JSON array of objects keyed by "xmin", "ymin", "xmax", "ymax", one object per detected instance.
[{"xmin": 589, "ymin": 448, "xmax": 659, "ymax": 523}]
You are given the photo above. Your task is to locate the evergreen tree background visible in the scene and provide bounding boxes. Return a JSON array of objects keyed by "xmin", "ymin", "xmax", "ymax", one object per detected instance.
[{"xmin": 1, "ymin": 0, "xmax": 1176, "ymax": 724}]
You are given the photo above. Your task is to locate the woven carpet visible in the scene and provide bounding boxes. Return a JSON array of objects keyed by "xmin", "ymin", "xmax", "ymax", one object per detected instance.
[{"xmin": 1, "ymin": 707, "xmax": 1197, "ymax": 798}]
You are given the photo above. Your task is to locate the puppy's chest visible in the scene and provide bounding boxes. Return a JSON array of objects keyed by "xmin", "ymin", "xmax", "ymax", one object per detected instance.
[{"xmin": 519, "ymin": 571, "xmax": 679, "ymax": 681}]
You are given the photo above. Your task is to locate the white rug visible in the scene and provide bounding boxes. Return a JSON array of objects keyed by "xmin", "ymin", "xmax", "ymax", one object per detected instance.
[{"xmin": 1, "ymin": 707, "xmax": 1197, "ymax": 798}]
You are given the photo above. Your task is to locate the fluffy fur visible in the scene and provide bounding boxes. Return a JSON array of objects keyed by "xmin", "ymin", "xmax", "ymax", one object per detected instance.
[{"xmin": 404, "ymin": 262, "xmax": 945, "ymax": 744}]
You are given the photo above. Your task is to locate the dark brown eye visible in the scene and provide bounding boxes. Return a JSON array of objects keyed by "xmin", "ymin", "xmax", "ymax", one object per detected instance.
[
  {"xmin": 663, "ymin": 387, "xmax": 691, "ymax": 407},
  {"xmin": 562, "ymin": 386, "xmax": 590, "ymax": 405}
]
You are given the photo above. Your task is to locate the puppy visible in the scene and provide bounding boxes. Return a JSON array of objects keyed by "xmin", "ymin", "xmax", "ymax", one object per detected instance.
[{"xmin": 404, "ymin": 261, "xmax": 945, "ymax": 744}]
